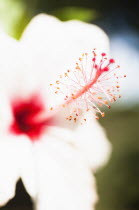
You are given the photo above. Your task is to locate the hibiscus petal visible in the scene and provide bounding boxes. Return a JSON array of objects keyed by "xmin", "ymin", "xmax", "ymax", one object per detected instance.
[
  {"xmin": 21, "ymin": 14, "xmax": 109, "ymax": 55},
  {"xmin": 33, "ymin": 132, "xmax": 98, "ymax": 210},
  {"xmin": 0, "ymin": 137, "xmax": 20, "ymax": 206},
  {"xmin": 0, "ymin": 136, "xmax": 37, "ymax": 206},
  {"xmin": 73, "ymin": 117, "xmax": 112, "ymax": 171},
  {"xmin": 0, "ymin": 28, "xmax": 26, "ymax": 99},
  {"xmin": 18, "ymin": 137, "xmax": 37, "ymax": 199},
  {"xmin": 19, "ymin": 14, "xmax": 109, "ymax": 107},
  {"xmin": 46, "ymin": 123, "xmax": 111, "ymax": 171}
]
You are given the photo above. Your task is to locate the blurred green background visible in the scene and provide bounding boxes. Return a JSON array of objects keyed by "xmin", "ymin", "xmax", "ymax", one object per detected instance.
[{"xmin": 0, "ymin": 0, "xmax": 139, "ymax": 210}]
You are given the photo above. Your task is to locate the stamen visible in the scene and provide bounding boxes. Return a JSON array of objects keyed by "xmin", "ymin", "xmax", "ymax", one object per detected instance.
[{"xmin": 50, "ymin": 49, "xmax": 126, "ymax": 122}]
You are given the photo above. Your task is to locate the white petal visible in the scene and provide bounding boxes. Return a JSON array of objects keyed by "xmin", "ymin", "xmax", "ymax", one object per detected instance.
[
  {"xmin": 18, "ymin": 137, "xmax": 37, "ymax": 199},
  {"xmin": 0, "ymin": 29, "xmax": 25, "ymax": 99},
  {"xmin": 19, "ymin": 14, "xmax": 109, "ymax": 107},
  {"xmin": 73, "ymin": 117, "xmax": 112, "ymax": 171},
  {"xmin": 21, "ymin": 14, "xmax": 109, "ymax": 54},
  {"xmin": 0, "ymin": 135, "xmax": 37, "ymax": 206},
  {"xmin": 33, "ymin": 132, "xmax": 98, "ymax": 210},
  {"xmin": 0, "ymin": 136, "xmax": 21, "ymax": 206},
  {"xmin": 47, "ymin": 121, "xmax": 111, "ymax": 171}
]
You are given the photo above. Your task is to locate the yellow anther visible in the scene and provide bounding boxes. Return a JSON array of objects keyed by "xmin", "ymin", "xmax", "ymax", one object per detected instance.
[
  {"xmin": 96, "ymin": 116, "xmax": 99, "ymax": 120},
  {"xmin": 104, "ymin": 101, "xmax": 108, "ymax": 104},
  {"xmin": 76, "ymin": 65, "xmax": 80, "ymax": 70},
  {"xmin": 101, "ymin": 112, "xmax": 105, "ymax": 117}
]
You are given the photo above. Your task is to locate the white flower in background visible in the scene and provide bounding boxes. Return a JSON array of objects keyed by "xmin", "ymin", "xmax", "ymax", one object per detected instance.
[{"xmin": 0, "ymin": 14, "xmax": 111, "ymax": 210}]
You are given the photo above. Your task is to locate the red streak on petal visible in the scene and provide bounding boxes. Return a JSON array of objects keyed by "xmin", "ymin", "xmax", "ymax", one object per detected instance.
[{"xmin": 10, "ymin": 94, "xmax": 54, "ymax": 141}]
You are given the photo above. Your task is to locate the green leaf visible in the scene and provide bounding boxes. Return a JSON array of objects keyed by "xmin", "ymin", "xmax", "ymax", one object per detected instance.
[
  {"xmin": 0, "ymin": 0, "xmax": 31, "ymax": 39},
  {"xmin": 51, "ymin": 6, "xmax": 98, "ymax": 22}
]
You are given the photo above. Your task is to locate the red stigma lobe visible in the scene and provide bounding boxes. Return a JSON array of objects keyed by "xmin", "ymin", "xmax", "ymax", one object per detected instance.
[{"xmin": 10, "ymin": 94, "xmax": 53, "ymax": 141}]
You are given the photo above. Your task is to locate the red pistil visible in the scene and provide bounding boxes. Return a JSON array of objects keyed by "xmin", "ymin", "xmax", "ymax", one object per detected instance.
[{"xmin": 10, "ymin": 94, "xmax": 54, "ymax": 141}]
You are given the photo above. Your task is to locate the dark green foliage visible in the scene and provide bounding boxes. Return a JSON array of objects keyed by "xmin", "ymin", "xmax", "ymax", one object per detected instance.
[{"xmin": 96, "ymin": 108, "xmax": 139, "ymax": 210}]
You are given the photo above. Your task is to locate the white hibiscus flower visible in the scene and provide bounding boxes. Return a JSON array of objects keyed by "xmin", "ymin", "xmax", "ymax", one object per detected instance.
[{"xmin": 0, "ymin": 14, "xmax": 111, "ymax": 210}]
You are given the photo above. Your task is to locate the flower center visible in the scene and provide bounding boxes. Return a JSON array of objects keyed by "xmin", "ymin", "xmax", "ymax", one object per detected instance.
[{"xmin": 10, "ymin": 94, "xmax": 53, "ymax": 141}]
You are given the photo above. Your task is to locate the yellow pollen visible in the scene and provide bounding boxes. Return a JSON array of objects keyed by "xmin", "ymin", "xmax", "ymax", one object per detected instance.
[
  {"xmin": 101, "ymin": 112, "xmax": 105, "ymax": 117},
  {"xmin": 98, "ymin": 96, "xmax": 102, "ymax": 99},
  {"xmin": 72, "ymin": 94, "xmax": 77, "ymax": 99},
  {"xmin": 76, "ymin": 65, "xmax": 80, "ymax": 70},
  {"xmin": 104, "ymin": 101, "xmax": 108, "ymax": 104}
]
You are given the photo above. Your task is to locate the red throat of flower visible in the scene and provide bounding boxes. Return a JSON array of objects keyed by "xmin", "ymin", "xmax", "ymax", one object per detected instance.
[{"xmin": 10, "ymin": 94, "xmax": 54, "ymax": 141}]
